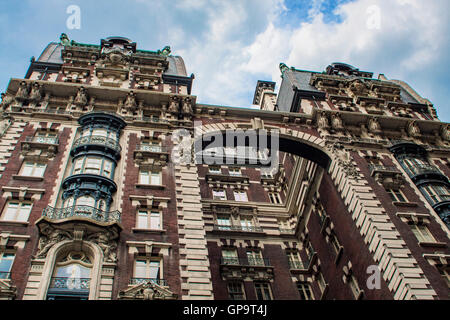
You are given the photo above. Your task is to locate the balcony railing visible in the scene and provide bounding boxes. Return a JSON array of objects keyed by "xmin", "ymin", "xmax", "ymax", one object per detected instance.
[
  {"xmin": 0, "ymin": 272, "xmax": 11, "ymax": 279},
  {"xmin": 72, "ymin": 135, "xmax": 121, "ymax": 153},
  {"xmin": 49, "ymin": 277, "xmax": 90, "ymax": 291},
  {"xmin": 42, "ymin": 205, "xmax": 121, "ymax": 224},
  {"xmin": 129, "ymin": 278, "xmax": 167, "ymax": 287},
  {"xmin": 213, "ymin": 224, "xmax": 263, "ymax": 233},
  {"xmin": 25, "ymin": 136, "xmax": 59, "ymax": 145},
  {"xmin": 404, "ymin": 164, "xmax": 444, "ymax": 178},
  {"xmin": 288, "ymin": 260, "xmax": 307, "ymax": 270},
  {"xmin": 135, "ymin": 144, "xmax": 168, "ymax": 153},
  {"xmin": 220, "ymin": 257, "xmax": 271, "ymax": 267},
  {"xmin": 368, "ymin": 164, "xmax": 401, "ymax": 175}
]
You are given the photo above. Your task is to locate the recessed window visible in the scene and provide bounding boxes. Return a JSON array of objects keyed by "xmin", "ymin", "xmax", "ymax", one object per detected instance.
[
  {"xmin": 268, "ymin": 192, "xmax": 282, "ymax": 204},
  {"xmin": 134, "ymin": 258, "xmax": 161, "ymax": 281},
  {"xmin": 0, "ymin": 252, "xmax": 15, "ymax": 279},
  {"xmin": 246, "ymin": 250, "xmax": 264, "ymax": 266},
  {"xmin": 385, "ymin": 188, "xmax": 407, "ymax": 202},
  {"xmin": 222, "ymin": 249, "xmax": 238, "ymax": 264},
  {"xmin": 297, "ymin": 282, "xmax": 314, "ymax": 300},
  {"xmin": 72, "ymin": 156, "xmax": 114, "ymax": 178},
  {"xmin": 254, "ymin": 282, "xmax": 273, "ymax": 300},
  {"xmin": 287, "ymin": 251, "xmax": 303, "ymax": 269},
  {"xmin": 421, "ymin": 184, "xmax": 450, "ymax": 205},
  {"xmin": 409, "ymin": 223, "xmax": 435, "ymax": 243},
  {"xmin": 137, "ymin": 209, "xmax": 161, "ymax": 230},
  {"xmin": 348, "ymin": 275, "xmax": 360, "ymax": 299},
  {"xmin": 240, "ymin": 216, "xmax": 254, "ymax": 231},
  {"xmin": 1, "ymin": 202, "xmax": 32, "ymax": 222},
  {"xmin": 212, "ymin": 189, "xmax": 227, "ymax": 200},
  {"xmin": 228, "ymin": 167, "xmax": 241, "ymax": 176},
  {"xmin": 217, "ymin": 215, "xmax": 231, "ymax": 230},
  {"xmin": 233, "ymin": 190, "xmax": 248, "ymax": 202},
  {"xmin": 209, "ymin": 166, "xmax": 221, "ymax": 174},
  {"xmin": 227, "ymin": 282, "xmax": 245, "ymax": 300},
  {"xmin": 139, "ymin": 170, "xmax": 162, "ymax": 185},
  {"xmin": 20, "ymin": 161, "xmax": 46, "ymax": 177}
]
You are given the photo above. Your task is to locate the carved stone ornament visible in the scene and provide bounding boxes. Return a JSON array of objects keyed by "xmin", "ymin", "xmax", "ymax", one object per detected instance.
[
  {"xmin": 182, "ymin": 97, "xmax": 193, "ymax": 115},
  {"xmin": 440, "ymin": 125, "xmax": 449, "ymax": 141},
  {"xmin": 407, "ymin": 121, "xmax": 421, "ymax": 138},
  {"xmin": 326, "ymin": 142, "xmax": 360, "ymax": 180},
  {"xmin": 367, "ymin": 117, "xmax": 381, "ymax": 133},
  {"xmin": 0, "ymin": 93, "xmax": 14, "ymax": 110},
  {"xmin": 168, "ymin": 96, "xmax": 180, "ymax": 114},
  {"xmin": 74, "ymin": 86, "xmax": 89, "ymax": 106},
  {"xmin": 124, "ymin": 91, "xmax": 137, "ymax": 111},
  {"xmin": 331, "ymin": 113, "xmax": 344, "ymax": 130},
  {"xmin": 29, "ymin": 82, "xmax": 43, "ymax": 102},
  {"xmin": 118, "ymin": 280, "xmax": 177, "ymax": 300},
  {"xmin": 317, "ymin": 111, "xmax": 330, "ymax": 130},
  {"xmin": 87, "ymin": 231, "xmax": 118, "ymax": 262},
  {"xmin": 15, "ymin": 81, "xmax": 29, "ymax": 102},
  {"xmin": 36, "ymin": 225, "xmax": 71, "ymax": 259},
  {"xmin": 348, "ymin": 79, "xmax": 369, "ymax": 96}
]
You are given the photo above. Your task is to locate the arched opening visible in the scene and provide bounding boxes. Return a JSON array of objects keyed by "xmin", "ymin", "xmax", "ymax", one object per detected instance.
[{"xmin": 46, "ymin": 251, "xmax": 93, "ymax": 300}]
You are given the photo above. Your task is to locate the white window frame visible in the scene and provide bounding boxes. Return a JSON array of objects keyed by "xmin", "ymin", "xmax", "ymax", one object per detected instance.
[
  {"xmin": 134, "ymin": 258, "xmax": 161, "ymax": 280},
  {"xmin": 212, "ymin": 189, "xmax": 227, "ymax": 200},
  {"xmin": 268, "ymin": 192, "xmax": 282, "ymax": 204},
  {"xmin": 136, "ymin": 209, "xmax": 162, "ymax": 230},
  {"xmin": 233, "ymin": 190, "xmax": 248, "ymax": 202},
  {"xmin": 1, "ymin": 201, "xmax": 32, "ymax": 222},
  {"xmin": 409, "ymin": 223, "xmax": 435, "ymax": 243},
  {"xmin": 20, "ymin": 161, "xmax": 46, "ymax": 177}
]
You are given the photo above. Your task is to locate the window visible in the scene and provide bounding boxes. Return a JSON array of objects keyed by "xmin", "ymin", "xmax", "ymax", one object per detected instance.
[
  {"xmin": 137, "ymin": 209, "xmax": 161, "ymax": 229},
  {"xmin": 72, "ymin": 156, "xmax": 113, "ymax": 178},
  {"xmin": 268, "ymin": 192, "xmax": 282, "ymax": 204},
  {"xmin": 254, "ymin": 282, "xmax": 273, "ymax": 300},
  {"xmin": 222, "ymin": 249, "xmax": 238, "ymax": 264},
  {"xmin": 139, "ymin": 170, "xmax": 162, "ymax": 185},
  {"xmin": 35, "ymin": 131, "xmax": 57, "ymax": 144},
  {"xmin": 287, "ymin": 251, "xmax": 303, "ymax": 269},
  {"xmin": 297, "ymin": 282, "xmax": 314, "ymax": 300},
  {"xmin": 209, "ymin": 166, "xmax": 221, "ymax": 174},
  {"xmin": 233, "ymin": 190, "xmax": 248, "ymax": 202},
  {"xmin": 228, "ymin": 282, "xmax": 245, "ymax": 300},
  {"xmin": 329, "ymin": 234, "xmax": 341, "ymax": 256},
  {"xmin": 212, "ymin": 189, "xmax": 227, "ymax": 200},
  {"xmin": 409, "ymin": 223, "xmax": 435, "ymax": 243},
  {"xmin": 247, "ymin": 250, "xmax": 264, "ymax": 266},
  {"xmin": 1, "ymin": 202, "xmax": 32, "ymax": 222},
  {"xmin": 228, "ymin": 167, "xmax": 241, "ymax": 176},
  {"xmin": 385, "ymin": 188, "xmax": 407, "ymax": 202},
  {"xmin": 20, "ymin": 161, "xmax": 46, "ymax": 177},
  {"xmin": 421, "ymin": 184, "xmax": 450, "ymax": 205},
  {"xmin": 437, "ymin": 267, "xmax": 450, "ymax": 288},
  {"xmin": 261, "ymin": 170, "xmax": 274, "ymax": 179},
  {"xmin": 76, "ymin": 195, "xmax": 95, "ymax": 207},
  {"xmin": 240, "ymin": 216, "xmax": 254, "ymax": 231},
  {"xmin": 317, "ymin": 273, "xmax": 326, "ymax": 293},
  {"xmin": 348, "ymin": 275, "xmax": 361, "ymax": 299},
  {"xmin": 134, "ymin": 259, "xmax": 161, "ymax": 280},
  {"xmin": 217, "ymin": 216, "xmax": 231, "ymax": 230},
  {"xmin": 0, "ymin": 252, "xmax": 15, "ymax": 279}
]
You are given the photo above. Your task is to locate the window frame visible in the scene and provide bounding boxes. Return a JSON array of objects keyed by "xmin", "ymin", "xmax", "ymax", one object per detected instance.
[
  {"xmin": 136, "ymin": 209, "xmax": 162, "ymax": 230},
  {"xmin": 1, "ymin": 201, "xmax": 33, "ymax": 222},
  {"xmin": 254, "ymin": 282, "xmax": 273, "ymax": 300}
]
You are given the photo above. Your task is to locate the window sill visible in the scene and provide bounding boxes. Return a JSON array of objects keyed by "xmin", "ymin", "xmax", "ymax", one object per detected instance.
[
  {"xmin": 12, "ymin": 175, "xmax": 44, "ymax": 182},
  {"xmin": 132, "ymin": 228, "xmax": 166, "ymax": 234},
  {"xmin": 392, "ymin": 201, "xmax": 418, "ymax": 208},
  {"xmin": 418, "ymin": 241, "xmax": 447, "ymax": 248},
  {"xmin": 135, "ymin": 184, "xmax": 165, "ymax": 190},
  {"xmin": 0, "ymin": 220, "xmax": 29, "ymax": 227}
]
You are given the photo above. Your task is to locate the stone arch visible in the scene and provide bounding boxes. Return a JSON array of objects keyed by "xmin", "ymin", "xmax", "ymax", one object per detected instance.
[{"xmin": 36, "ymin": 240, "xmax": 104, "ymax": 300}]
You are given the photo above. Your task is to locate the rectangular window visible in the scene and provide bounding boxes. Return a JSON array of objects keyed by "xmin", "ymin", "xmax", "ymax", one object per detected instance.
[
  {"xmin": 287, "ymin": 251, "xmax": 303, "ymax": 269},
  {"xmin": 217, "ymin": 216, "xmax": 231, "ymax": 230},
  {"xmin": 222, "ymin": 249, "xmax": 238, "ymax": 264},
  {"xmin": 209, "ymin": 166, "xmax": 221, "ymax": 174},
  {"xmin": 297, "ymin": 282, "xmax": 314, "ymax": 300},
  {"xmin": 247, "ymin": 250, "xmax": 264, "ymax": 266},
  {"xmin": 240, "ymin": 216, "xmax": 254, "ymax": 231},
  {"xmin": 84, "ymin": 157, "xmax": 102, "ymax": 174},
  {"xmin": 134, "ymin": 259, "xmax": 161, "ymax": 280},
  {"xmin": 233, "ymin": 191, "xmax": 248, "ymax": 202},
  {"xmin": 137, "ymin": 210, "xmax": 161, "ymax": 229},
  {"xmin": 386, "ymin": 188, "xmax": 407, "ymax": 202},
  {"xmin": 317, "ymin": 273, "xmax": 326, "ymax": 293},
  {"xmin": 409, "ymin": 224, "xmax": 435, "ymax": 243},
  {"xmin": 212, "ymin": 189, "xmax": 227, "ymax": 200},
  {"xmin": 268, "ymin": 192, "xmax": 282, "ymax": 204},
  {"xmin": 1, "ymin": 202, "xmax": 32, "ymax": 222},
  {"xmin": 20, "ymin": 161, "xmax": 46, "ymax": 177},
  {"xmin": 254, "ymin": 282, "xmax": 273, "ymax": 300},
  {"xmin": 330, "ymin": 234, "xmax": 341, "ymax": 256},
  {"xmin": 348, "ymin": 275, "xmax": 360, "ymax": 299},
  {"xmin": 228, "ymin": 282, "xmax": 245, "ymax": 300},
  {"xmin": 139, "ymin": 170, "xmax": 161, "ymax": 185},
  {"xmin": 0, "ymin": 253, "xmax": 15, "ymax": 279},
  {"xmin": 228, "ymin": 167, "xmax": 241, "ymax": 176}
]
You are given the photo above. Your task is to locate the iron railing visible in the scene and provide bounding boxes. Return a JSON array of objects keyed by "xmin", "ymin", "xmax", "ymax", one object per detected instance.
[
  {"xmin": 49, "ymin": 277, "xmax": 90, "ymax": 291},
  {"xmin": 403, "ymin": 163, "xmax": 443, "ymax": 179},
  {"xmin": 129, "ymin": 278, "xmax": 167, "ymax": 287},
  {"xmin": 213, "ymin": 224, "xmax": 263, "ymax": 232},
  {"xmin": 72, "ymin": 135, "xmax": 121, "ymax": 153},
  {"xmin": 135, "ymin": 144, "xmax": 168, "ymax": 153},
  {"xmin": 220, "ymin": 257, "xmax": 271, "ymax": 267},
  {"xmin": 25, "ymin": 136, "xmax": 59, "ymax": 145},
  {"xmin": 368, "ymin": 164, "xmax": 401, "ymax": 175},
  {"xmin": 42, "ymin": 205, "xmax": 121, "ymax": 224}
]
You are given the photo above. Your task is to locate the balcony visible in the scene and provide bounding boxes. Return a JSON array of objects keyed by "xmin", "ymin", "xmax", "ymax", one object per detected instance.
[
  {"xmin": 220, "ymin": 257, "xmax": 271, "ymax": 267},
  {"xmin": 21, "ymin": 135, "xmax": 59, "ymax": 156},
  {"xmin": 71, "ymin": 135, "xmax": 122, "ymax": 157},
  {"xmin": 0, "ymin": 272, "xmax": 11, "ymax": 279},
  {"xmin": 129, "ymin": 278, "xmax": 168, "ymax": 287},
  {"xmin": 403, "ymin": 164, "xmax": 448, "ymax": 184},
  {"xmin": 213, "ymin": 224, "xmax": 263, "ymax": 233},
  {"xmin": 49, "ymin": 277, "xmax": 90, "ymax": 291},
  {"xmin": 42, "ymin": 205, "xmax": 121, "ymax": 225}
]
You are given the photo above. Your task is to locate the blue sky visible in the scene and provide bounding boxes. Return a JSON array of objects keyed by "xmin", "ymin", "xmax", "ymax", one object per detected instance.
[{"xmin": 0, "ymin": 0, "xmax": 448, "ymax": 122}]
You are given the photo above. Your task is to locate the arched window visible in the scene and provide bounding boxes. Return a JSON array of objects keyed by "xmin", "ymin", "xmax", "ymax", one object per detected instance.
[{"xmin": 47, "ymin": 251, "xmax": 92, "ymax": 300}]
